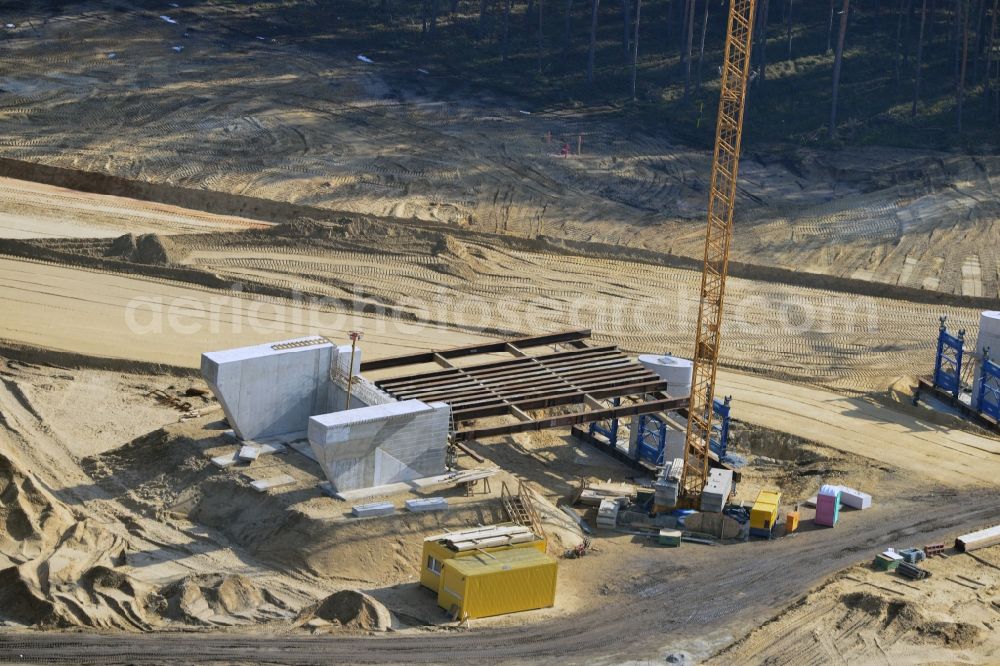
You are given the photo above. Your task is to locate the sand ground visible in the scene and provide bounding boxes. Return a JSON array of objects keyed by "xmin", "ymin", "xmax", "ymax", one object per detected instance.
[{"xmin": 0, "ymin": 1, "xmax": 999, "ymax": 662}]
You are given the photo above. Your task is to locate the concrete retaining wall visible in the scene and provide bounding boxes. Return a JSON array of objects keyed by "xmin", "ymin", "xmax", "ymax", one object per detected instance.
[
  {"xmin": 308, "ymin": 400, "xmax": 450, "ymax": 492},
  {"xmin": 201, "ymin": 338, "xmax": 361, "ymax": 440}
]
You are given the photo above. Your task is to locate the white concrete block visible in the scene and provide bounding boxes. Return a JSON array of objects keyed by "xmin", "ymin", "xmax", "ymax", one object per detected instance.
[
  {"xmin": 211, "ymin": 452, "xmax": 238, "ymax": 468},
  {"xmin": 405, "ymin": 497, "xmax": 448, "ymax": 512},
  {"xmin": 352, "ymin": 501, "xmax": 395, "ymax": 517},
  {"xmin": 238, "ymin": 445, "xmax": 260, "ymax": 461},
  {"xmin": 250, "ymin": 474, "xmax": 296, "ymax": 492}
]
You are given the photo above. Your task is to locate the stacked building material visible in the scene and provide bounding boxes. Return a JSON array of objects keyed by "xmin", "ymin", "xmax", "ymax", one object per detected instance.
[
  {"xmin": 700, "ymin": 469, "xmax": 733, "ymax": 513},
  {"xmin": 405, "ymin": 497, "xmax": 448, "ymax": 512},
  {"xmin": 814, "ymin": 485, "xmax": 841, "ymax": 527},
  {"xmin": 900, "ymin": 547, "xmax": 926, "ymax": 563},
  {"xmin": 654, "ymin": 458, "xmax": 684, "ymax": 508},
  {"xmin": 596, "ymin": 499, "xmax": 621, "ymax": 528},
  {"xmin": 352, "ymin": 501, "xmax": 395, "ymax": 517},
  {"xmin": 897, "ymin": 562, "xmax": 931, "ymax": 580},
  {"xmin": 658, "ymin": 529, "xmax": 682, "ymax": 547},
  {"xmin": 924, "ymin": 543, "xmax": 945, "ymax": 557},
  {"xmin": 578, "ymin": 482, "xmax": 635, "ymax": 507},
  {"xmin": 874, "ymin": 553, "xmax": 900, "ymax": 571}
]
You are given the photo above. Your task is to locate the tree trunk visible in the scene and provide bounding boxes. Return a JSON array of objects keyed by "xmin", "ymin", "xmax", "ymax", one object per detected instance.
[
  {"xmin": 958, "ymin": 0, "xmax": 969, "ymax": 132},
  {"xmin": 564, "ymin": 0, "xmax": 574, "ymax": 51},
  {"xmin": 786, "ymin": 0, "xmax": 793, "ymax": 58},
  {"xmin": 971, "ymin": 0, "xmax": 984, "ymax": 83},
  {"xmin": 502, "ymin": 0, "xmax": 512, "ymax": 61},
  {"xmin": 827, "ymin": 0, "xmax": 836, "ymax": 53},
  {"xmin": 757, "ymin": 0, "xmax": 771, "ymax": 84},
  {"xmin": 988, "ymin": 0, "xmax": 999, "ymax": 120},
  {"xmin": 587, "ymin": 0, "xmax": 599, "ymax": 84},
  {"xmin": 679, "ymin": 0, "xmax": 691, "ymax": 70},
  {"xmin": 538, "ymin": 0, "xmax": 545, "ymax": 72},
  {"xmin": 912, "ymin": 0, "xmax": 928, "ymax": 115},
  {"xmin": 954, "ymin": 0, "xmax": 962, "ymax": 103},
  {"xmin": 663, "ymin": 0, "xmax": 672, "ymax": 55},
  {"xmin": 479, "ymin": 0, "xmax": 489, "ymax": 38},
  {"xmin": 829, "ymin": 0, "xmax": 851, "ymax": 139},
  {"xmin": 894, "ymin": 0, "xmax": 906, "ymax": 83},
  {"xmin": 430, "ymin": 0, "xmax": 439, "ymax": 37},
  {"xmin": 632, "ymin": 0, "xmax": 641, "ymax": 99},
  {"xmin": 683, "ymin": 0, "xmax": 695, "ymax": 99},
  {"xmin": 697, "ymin": 0, "xmax": 709, "ymax": 87},
  {"xmin": 903, "ymin": 0, "xmax": 914, "ymax": 71},
  {"xmin": 928, "ymin": 0, "xmax": 938, "ymax": 44},
  {"xmin": 622, "ymin": 0, "xmax": 632, "ymax": 58}
]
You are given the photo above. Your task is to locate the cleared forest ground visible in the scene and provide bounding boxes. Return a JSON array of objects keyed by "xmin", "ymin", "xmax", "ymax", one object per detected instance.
[{"xmin": 1, "ymin": 1, "xmax": 998, "ymax": 297}]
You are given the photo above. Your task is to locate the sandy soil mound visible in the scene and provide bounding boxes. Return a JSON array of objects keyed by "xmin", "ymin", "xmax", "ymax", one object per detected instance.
[
  {"xmin": 919, "ymin": 621, "xmax": 983, "ymax": 648},
  {"xmin": 158, "ymin": 573, "xmax": 293, "ymax": 627},
  {"xmin": 0, "ymin": 451, "xmax": 158, "ymax": 630},
  {"xmin": 100, "ymin": 233, "xmax": 182, "ymax": 265},
  {"xmin": 839, "ymin": 591, "xmax": 925, "ymax": 631},
  {"xmin": 296, "ymin": 590, "xmax": 392, "ymax": 632}
]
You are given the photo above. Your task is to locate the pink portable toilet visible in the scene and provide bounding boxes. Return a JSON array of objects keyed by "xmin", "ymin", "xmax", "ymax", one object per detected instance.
[{"xmin": 815, "ymin": 486, "xmax": 841, "ymax": 527}]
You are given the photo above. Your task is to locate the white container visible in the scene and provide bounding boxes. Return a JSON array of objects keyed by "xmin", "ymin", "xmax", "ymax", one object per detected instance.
[
  {"xmin": 638, "ymin": 355, "xmax": 694, "ymax": 398},
  {"xmin": 975, "ymin": 311, "xmax": 1000, "ymax": 359}
]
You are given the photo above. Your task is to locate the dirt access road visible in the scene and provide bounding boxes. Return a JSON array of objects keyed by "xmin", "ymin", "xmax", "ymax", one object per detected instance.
[
  {"xmin": 1, "ymin": 494, "xmax": 997, "ymax": 664},
  {"xmin": 0, "ymin": 176, "xmax": 267, "ymax": 238}
]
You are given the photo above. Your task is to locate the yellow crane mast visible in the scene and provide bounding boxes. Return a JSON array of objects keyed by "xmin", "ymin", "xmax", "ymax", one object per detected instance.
[{"xmin": 680, "ymin": 0, "xmax": 758, "ymax": 503}]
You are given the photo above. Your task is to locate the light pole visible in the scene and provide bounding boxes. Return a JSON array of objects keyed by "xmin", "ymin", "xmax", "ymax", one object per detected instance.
[{"xmin": 345, "ymin": 330, "xmax": 362, "ymax": 410}]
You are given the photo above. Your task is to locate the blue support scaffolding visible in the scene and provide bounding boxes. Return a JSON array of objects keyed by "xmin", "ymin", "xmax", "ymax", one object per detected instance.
[
  {"xmin": 710, "ymin": 396, "xmax": 732, "ymax": 459},
  {"xmin": 588, "ymin": 397, "xmax": 620, "ymax": 449},
  {"xmin": 933, "ymin": 317, "xmax": 965, "ymax": 400},
  {"xmin": 635, "ymin": 413, "xmax": 668, "ymax": 465},
  {"xmin": 977, "ymin": 352, "xmax": 1000, "ymax": 422},
  {"xmin": 633, "ymin": 396, "xmax": 732, "ymax": 466}
]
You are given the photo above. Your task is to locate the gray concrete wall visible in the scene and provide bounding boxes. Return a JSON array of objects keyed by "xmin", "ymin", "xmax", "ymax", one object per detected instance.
[
  {"xmin": 201, "ymin": 338, "xmax": 363, "ymax": 440},
  {"xmin": 308, "ymin": 400, "xmax": 450, "ymax": 492}
]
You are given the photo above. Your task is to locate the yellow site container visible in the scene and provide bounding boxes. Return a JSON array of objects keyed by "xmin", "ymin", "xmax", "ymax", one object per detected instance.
[
  {"xmin": 437, "ymin": 548, "xmax": 558, "ymax": 620},
  {"xmin": 419, "ymin": 526, "xmax": 545, "ymax": 591},
  {"xmin": 749, "ymin": 488, "xmax": 782, "ymax": 535}
]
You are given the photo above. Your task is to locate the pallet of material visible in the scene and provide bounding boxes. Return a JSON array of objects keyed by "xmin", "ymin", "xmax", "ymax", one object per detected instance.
[
  {"xmin": 700, "ymin": 469, "xmax": 733, "ymax": 513},
  {"xmin": 873, "ymin": 554, "xmax": 899, "ymax": 571},
  {"xmin": 352, "ymin": 501, "xmax": 395, "ymax": 517},
  {"xmin": 596, "ymin": 499, "xmax": 621, "ymax": 528},
  {"xmin": 924, "ymin": 543, "xmax": 945, "ymax": 557},
  {"xmin": 658, "ymin": 528, "xmax": 682, "ymax": 547},
  {"xmin": 955, "ymin": 524, "xmax": 1000, "ymax": 552},
  {"xmin": 428, "ymin": 525, "xmax": 538, "ymax": 552},
  {"xmin": 577, "ymin": 482, "xmax": 635, "ymax": 507}
]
